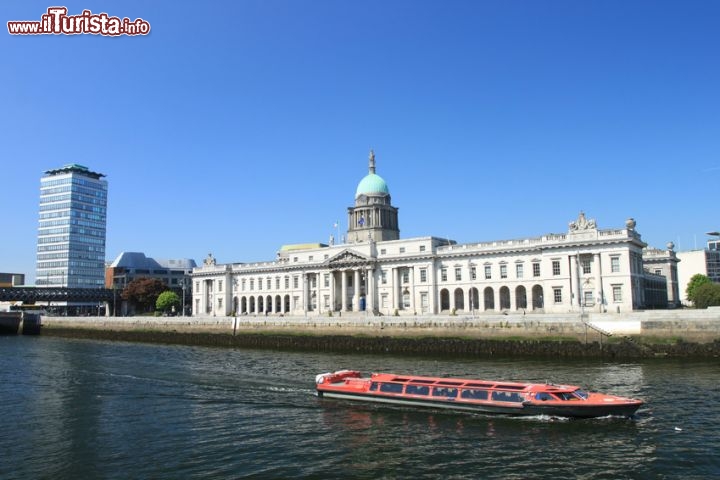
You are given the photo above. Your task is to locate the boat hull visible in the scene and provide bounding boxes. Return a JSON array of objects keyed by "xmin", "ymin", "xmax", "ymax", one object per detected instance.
[{"xmin": 317, "ymin": 390, "xmax": 640, "ymax": 418}]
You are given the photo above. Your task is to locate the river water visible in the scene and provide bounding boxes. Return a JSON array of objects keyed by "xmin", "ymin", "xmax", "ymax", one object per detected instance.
[{"xmin": 0, "ymin": 336, "xmax": 717, "ymax": 479}]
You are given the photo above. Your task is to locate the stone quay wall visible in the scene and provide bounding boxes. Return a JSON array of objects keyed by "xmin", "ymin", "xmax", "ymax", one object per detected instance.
[{"xmin": 39, "ymin": 309, "xmax": 720, "ymax": 359}]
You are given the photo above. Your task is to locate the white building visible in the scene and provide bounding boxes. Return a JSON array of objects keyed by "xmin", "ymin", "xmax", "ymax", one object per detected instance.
[
  {"xmin": 676, "ymin": 240, "xmax": 720, "ymax": 306},
  {"xmin": 192, "ymin": 151, "xmax": 676, "ymax": 316}
]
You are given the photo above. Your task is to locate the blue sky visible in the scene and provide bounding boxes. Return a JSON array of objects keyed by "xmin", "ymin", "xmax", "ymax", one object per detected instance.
[{"xmin": 2, "ymin": 1, "xmax": 719, "ymax": 284}]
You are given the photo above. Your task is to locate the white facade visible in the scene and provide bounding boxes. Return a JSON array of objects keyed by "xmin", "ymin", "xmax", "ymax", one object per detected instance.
[
  {"xmin": 676, "ymin": 248, "xmax": 720, "ymax": 306},
  {"xmin": 192, "ymin": 152, "xmax": 663, "ymax": 317}
]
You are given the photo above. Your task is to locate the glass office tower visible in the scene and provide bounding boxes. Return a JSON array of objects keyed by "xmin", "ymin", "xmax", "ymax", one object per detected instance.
[{"xmin": 36, "ymin": 164, "xmax": 108, "ymax": 288}]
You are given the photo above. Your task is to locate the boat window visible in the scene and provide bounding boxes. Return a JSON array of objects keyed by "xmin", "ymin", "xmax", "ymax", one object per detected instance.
[
  {"xmin": 535, "ymin": 392, "xmax": 554, "ymax": 401},
  {"xmin": 370, "ymin": 382, "xmax": 379, "ymax": 391},
  {"xmin": 392, "ymin": 377, "xmax": 410, "ymax": 382},
  {"xmin": 411, "ymin": 379, "xmax": 435, "ymax": 384},
  {"xmin": 491, "ymin": 391, "xmax": 524, "ymax": 403},
  {"xmin": 553, "ymin": 392, "xmax": 579, "ymax": 401},
  {"xmin": 436, "ymin": 381, "xmax": 463, "ymax": 386},
  {"xmin": 432, "ymin": 387, "xmax": 458, "ymax": 398},
  {"xmin": 574, "ymin": 390, "xmax": 589, "ymax": 400},
  {"xmin": 379, "ymin": 383, "xmax": 404, "ymax": 394},
  {"xmin": 493, "ymin": 384, "xmax": 525, "ymax": 391},
  {"xmin": 465, "ymin": 382, "xmax": 494, "ymax": 388},
  {"xmin": 406, "ymin": 385, "xmax": 430, "ymax": 396},
  {"xmin": 460, "ymin": 389, "xmax": 489, "ymax": 400}
]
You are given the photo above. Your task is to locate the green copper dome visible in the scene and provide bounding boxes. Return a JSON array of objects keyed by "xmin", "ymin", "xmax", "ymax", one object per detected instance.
[{"xmin": 355, "ymin": 173, "xmax": 389, "ymax": 198}]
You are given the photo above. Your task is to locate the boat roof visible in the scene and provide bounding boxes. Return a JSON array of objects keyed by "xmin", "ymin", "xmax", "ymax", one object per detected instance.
[{"xmin": 369, "ymin": 373, "xmax": 580, "ymax": 392}]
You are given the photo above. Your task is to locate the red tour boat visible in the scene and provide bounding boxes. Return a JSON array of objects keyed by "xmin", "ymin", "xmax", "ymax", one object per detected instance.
[{"xmin": 315, "ymin": 370, "xmax": 643, "ymax": 418}]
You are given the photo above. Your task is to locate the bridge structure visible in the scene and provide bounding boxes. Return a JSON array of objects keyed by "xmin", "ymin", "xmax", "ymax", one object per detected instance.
[{"xmin": 0, "ymin": 287, "xmax": 115, "ymax": 303}]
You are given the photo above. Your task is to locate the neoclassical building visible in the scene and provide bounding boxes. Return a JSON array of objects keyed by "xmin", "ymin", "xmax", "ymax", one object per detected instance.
[{"xmin": 192, "ymin": 151, "xmax": 678, "ymax": 316}]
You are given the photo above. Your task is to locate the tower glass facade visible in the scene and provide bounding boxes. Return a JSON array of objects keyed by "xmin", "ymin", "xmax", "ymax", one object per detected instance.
[{"xmin": 36, "ymin": 164, "xmax": 108, "ymax": 288}]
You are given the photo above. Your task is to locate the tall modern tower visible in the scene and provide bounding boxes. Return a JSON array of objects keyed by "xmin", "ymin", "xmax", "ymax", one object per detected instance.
[{"xmin": 36, "ymin": 164, "xmax": 108, "ymax": 288}]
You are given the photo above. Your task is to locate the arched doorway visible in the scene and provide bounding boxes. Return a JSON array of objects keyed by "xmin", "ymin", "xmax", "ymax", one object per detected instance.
[
  {"xmin": 469, "ymin": 288, "xmax": 479, "ymax": 312},
  {"xmin": 499, "ymin": 286, "xmax": 511, "ymax": 310},
  {"xmin": 515, "ymin": 286, "xmax": 527, "ymax": 310},
  {"xmin": 454, "ymin": 288, "xmax": 465, "ymax": 311},
  {"xmin": 440, "ymin": 289, "xmax": 450, "ymax": 311},
  {"xmin": 283, "ymin": 295, "xmax": 290, "ymax": 313},
  {"xmin": 249, "ymin": 296, "xmax": 255, "ymax": 314},
  {"xmin": 484, "ymin": 287, "xmax": 494, "ymax": 311},
  {"xmin": 275, "ymin": 295, "xmax": 282, "ymax": 313},
  {"xmin": 532, "ymin": 285, "xmax": 544, "ymax": 310}
]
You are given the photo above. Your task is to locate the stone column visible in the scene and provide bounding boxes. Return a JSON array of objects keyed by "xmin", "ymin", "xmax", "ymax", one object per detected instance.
[
  {"xmin": 408, "ymin": 266, "xmax": 415, "ymax": 314},
  {"xmin": 594, "ymin": 253, "xmax": 603, "ymax": 312},
  {"xmin": 366, "ymin": 268, "xmax": 374, "ymax": 313},
  {"xmin": 570, "ymin": 254, "xmax": 580, "ymax": 310},
  {"xmin": 353, "ymin": 269, "xmax": 361, "ymax": 312},
  {"xmin": 303, "ymin": 273, "xmax": 309, "ymax": 315},
  {"xmin": 330, "ymin": 271, "xmax": 336, "ymax": 312},
  {"xmin": 393, "ymin": 267, "xmax": 400, "ymax": 310},
  {"xmin": 429, "ymin": 263, "xmax": 437, "ymax": 314},
  {"xmin": 341, "ymin": 271, "xmax": 348, "ymax": 312}
]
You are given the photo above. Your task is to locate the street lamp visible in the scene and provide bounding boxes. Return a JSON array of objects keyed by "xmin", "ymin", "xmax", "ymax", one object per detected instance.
[{"xmin": 180, "ymin": 277, "xmax": 187, "ymax": 316}]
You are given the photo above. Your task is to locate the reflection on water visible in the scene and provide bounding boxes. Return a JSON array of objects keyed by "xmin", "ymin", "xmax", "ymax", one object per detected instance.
[{"xmin": 0, "ymin": 337, "xmax": 718, "ymax": 479}]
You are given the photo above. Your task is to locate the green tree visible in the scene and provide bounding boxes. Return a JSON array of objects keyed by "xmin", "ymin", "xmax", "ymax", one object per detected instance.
[
  {"xmin": 693, "ymin": 282, "xmax": 720, "ymax": 309},
  {"xmin": 122, "ymin": 277, "xmax": 167, "ymax": 313},
  {"xmin": 156, "ymin": 290, "xmax": 181, "ymax": 314},
  {"xmin": 686, "ymin": 274, "xmax": 712, "ymax": 304}
]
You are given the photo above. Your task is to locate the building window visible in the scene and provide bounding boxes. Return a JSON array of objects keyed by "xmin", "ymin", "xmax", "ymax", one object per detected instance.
[
  {"xmin": 399, "ymin": 247, "xmax": 405, "ymax": 254},
  {"xmin": 311, "ymin": 276, "xmax": 317, "ymax": 288},
  {"xmin": 500, "ymin": 265, "xmax": 507, "ymax": 279},
  {"xmin": 470, "ymin": 266, "xmax": 476, "ymax": 280},
  {"xmin": 581, "ymin": 257, "xmax": 591, "ymax": 275},
  {"xmin": 420, "ymin": 292, "xmax": 428, "ymax": 311},
  {"xmin": 402, "ymin": 270, "xmax": 409, "ymax": 284},
  {"xmin": 284, "ymin": 276, "xmax": 289, "ymax": 289},
  {"xmin": 613, "ymin": 285, "xmax": 622, "ymax": 302},
  {"xmin": 218, "ymin": 298, "xmax": 223, "ymax": 309},
  {"xmin": 323, "ymin": 295, "xmax": 329, "ymax": 308},
  {"xmin": 266, "ymin": 278, "xmax": 271, "ymax": 290},
  {"xmin": 611, "ymin": 256, "xmax": 620, "ymax": 273},
  {"xmin": 455, "ymin": 268, "xmax": 462, "ymax": 281},
  {"xmin": 654, "ymin": 269, "xmax": 662, "ymax": 276},
  {"xmin": 242, "ymin": 279, "xmax": 246, "ymax": 291},
  {"xmin": 324, "ymin": 273, "xmax": 329, "ymax": 287},
  {"xmin": 250, "ymin": 279, "xmax": 254, "ymax": 290},
  {"xmin": 258, "ymin": 278, "xmax": 262, "ymax": 290},
  {"xmin": 441, "ymin": 268, "xmax": 447, "ymax": 282},
  {"xmin": 381, "ymin": 294, "xmax": 388, "ymax": 309},
  {"xmin": 485, "ymin": 265, "xmax": 491, "ymax": 280},
  {"xmin": 218, "ymin": 280, "xmax": 223, "ymax": 292},
  {"xmin": 380, "ymin": 249, "xmax": 386, "ymax": 255},
  {"xmin": 293, "ymin": 257, "xmax": 298, "ymax": 263},
  {"xmin": 293, "ymin": 276, "xmax": 299, "ymax": 289},
  {"xmin": 533, "ymin": 263, "xmax": 540, "ymax": 277},
  {"xmin": 583, "ymin": 291, "xmax": 594, "ymax": 306},
  {"xmin": 420, "ymin": 245, "xmax": 426, "ymax": 252},
  {"xmin": 308, "ymin": 256, "xmax": 313, "ymax": 261},
  {"xmin": 553, "ymin": 288, "xmax": 562, "ymax": 303},
  {"xmin": 275, "ymin": 277, "xmax": 280, "ymax": 289},
  {"xmin": 381, "ymin": 270, "xmax": 387, "ymax": 284},
  {"xmin": 516, "ymin": 264, "xmax": 523, "ymax": 278},
  {"xmin": 420, "ymin": 268, "xmax": 427, "ymax": 283},
  {"xmin": 552, "ymin": 260, "xmax": 561, "ymax": 276}
]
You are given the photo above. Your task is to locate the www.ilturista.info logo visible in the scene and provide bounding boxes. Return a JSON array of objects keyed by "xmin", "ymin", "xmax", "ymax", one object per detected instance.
[{"xmin": 8, "ymin": 7, "xmax": 150, "ymax": 36}]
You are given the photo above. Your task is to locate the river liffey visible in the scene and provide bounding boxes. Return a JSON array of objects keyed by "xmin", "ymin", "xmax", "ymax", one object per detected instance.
[{"xmin": 1, "ymin": 336, "xmax": 718, "ymax": 479}]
